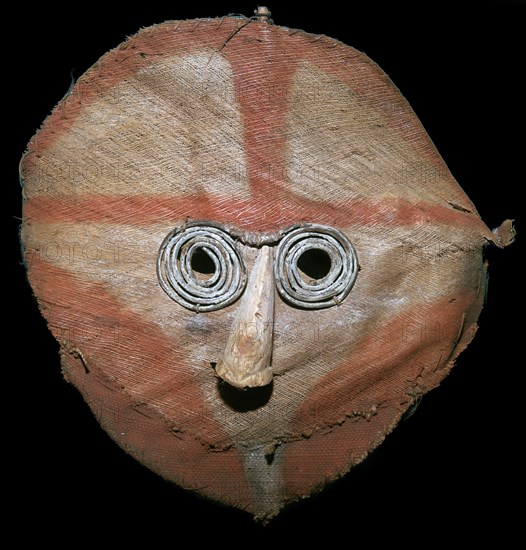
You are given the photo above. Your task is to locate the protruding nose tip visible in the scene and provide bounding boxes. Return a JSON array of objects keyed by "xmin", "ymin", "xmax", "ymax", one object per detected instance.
[
  {"xmin": 216, "ymin": 364, "xmax": 273, "ymax": 389},
  {"xmin": 215, "ymin": 246, "xmax": 275, "ymax": 389}
]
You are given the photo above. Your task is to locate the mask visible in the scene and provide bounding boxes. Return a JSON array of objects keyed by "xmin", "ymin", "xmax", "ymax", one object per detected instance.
[{"xmin": 20, "ymin": 8, "xmax": 514, "ymax": 521}]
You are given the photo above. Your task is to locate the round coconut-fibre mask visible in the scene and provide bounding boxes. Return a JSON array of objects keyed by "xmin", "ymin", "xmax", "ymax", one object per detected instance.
[{"xmin": 20, "ymin": 9, "xmax": 514, "ymax": 521}]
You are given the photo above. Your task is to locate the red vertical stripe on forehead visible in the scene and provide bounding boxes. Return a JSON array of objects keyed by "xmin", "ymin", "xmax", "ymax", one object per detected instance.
[{"xmin": 222, "ymin": 24, "xmax": 300, "ymax": 200}]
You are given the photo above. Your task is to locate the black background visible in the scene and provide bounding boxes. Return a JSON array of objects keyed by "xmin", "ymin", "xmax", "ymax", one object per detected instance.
[{"xmin": 9, "ymin": 0, "xmax": 523, "ymax": 542}]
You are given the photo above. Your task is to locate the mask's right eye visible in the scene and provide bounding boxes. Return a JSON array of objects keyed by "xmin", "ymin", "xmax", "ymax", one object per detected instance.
[{"xmin": 157, "ymin": 223, "xmax": 247, "ymax": 312}]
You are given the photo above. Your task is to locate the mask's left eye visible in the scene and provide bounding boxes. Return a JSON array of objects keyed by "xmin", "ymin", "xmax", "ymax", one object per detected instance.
[
  {"xmin": 274, "ymin": 224, "xmax": 359, "ymax": 309},
  {"xmin": 157, "ymin": 223, "xmax": 247, "ymax": 312}
]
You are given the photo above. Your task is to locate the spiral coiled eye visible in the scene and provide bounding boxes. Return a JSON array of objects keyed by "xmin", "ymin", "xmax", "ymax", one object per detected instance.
[
  {"xmin": 274, "ymin": 225, "xmax": 359, "ymax": 309},
  {"xmin": 157, "ymin": 223, "xmax": 247, "ymax": 312}
]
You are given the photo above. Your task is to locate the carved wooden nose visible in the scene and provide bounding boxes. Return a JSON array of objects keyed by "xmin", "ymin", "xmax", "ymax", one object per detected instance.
[{"xmin": 215, "ymin": 246, "xmax": 274, "ymax": 389}]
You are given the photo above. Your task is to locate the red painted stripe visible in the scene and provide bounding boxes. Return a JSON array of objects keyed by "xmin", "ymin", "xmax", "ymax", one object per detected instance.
[
  {"xmin": 62, "ymin": 351, "xmax": 253, "ymax": 509},
  {"xmin": 282, "ymin": 293, "xmax": 481, "ymax": 496},
  {"xmin": 28, "ymin": 255, "xmax": 252, "ymax": 507},
  {"xmin": 289, "ymin": 293, "xmax": 479, "ymax": 435},
  {"xmin": 24, "ymin": 193, "xmax": 493, "ymax": 235},
  {"xmin": 222, "ymin": 24, "xmax": 300, "ymax": 200},
  {"xmin": 21, "ymin": 20, "xmax": 474, "ymax": 212}
]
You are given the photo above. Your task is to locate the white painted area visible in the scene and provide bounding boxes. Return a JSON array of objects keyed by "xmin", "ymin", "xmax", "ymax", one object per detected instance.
[
  {"xmin": 286, "ymin": 62, "xmax": 449, "ymax": 205},
  {"xmin": 29, "ymin": 51, "xmax": 249, "ymax": 198}
]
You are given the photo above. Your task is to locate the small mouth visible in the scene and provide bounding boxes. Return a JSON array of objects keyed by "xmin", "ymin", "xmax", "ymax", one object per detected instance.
[{"xmin": 216, "ymin": 378, "xmax": 273, "ymax": 412}]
